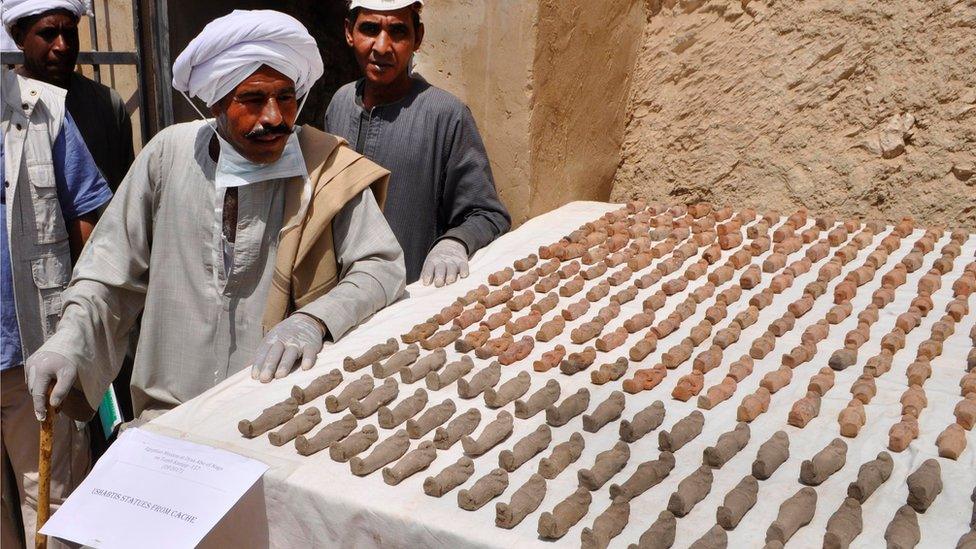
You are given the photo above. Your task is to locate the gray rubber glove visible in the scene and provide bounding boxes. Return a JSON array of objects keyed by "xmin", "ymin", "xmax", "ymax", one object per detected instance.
[
  {"xmin": 421, "ymin": 238, "xmax": 470, "ymax": 287},
  {"xmin": 251, "ymin": 313, "xmax": 325, "ymax": 383},
  {"xmin": 25, "ymin": 350, "xmax": 78, "ymax": 421}
]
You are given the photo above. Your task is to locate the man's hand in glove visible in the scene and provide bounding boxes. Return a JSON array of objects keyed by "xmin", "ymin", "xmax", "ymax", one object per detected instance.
[
  {"xmin": 25, "ymin": 350, "xmax": 78, "ymax": 421},
  {"xmin": 421, "ymin": 238, "xmax": 469, "ymax": 287},
  {"xmin": 251, "ymin": 313, "xmax": 326, "ymax": 383}
]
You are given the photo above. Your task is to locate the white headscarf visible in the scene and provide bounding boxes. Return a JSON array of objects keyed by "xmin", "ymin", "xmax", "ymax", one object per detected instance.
[
  {"xmin": 1, "ymin": 0, "xmax": 92, "ymax": 30},
  {"xmin": 171, "ymin": 9, "xmax": 324, "ymax": 107}
]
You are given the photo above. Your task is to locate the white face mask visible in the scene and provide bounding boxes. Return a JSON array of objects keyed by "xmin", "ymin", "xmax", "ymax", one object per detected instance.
[
  {"xmin": 213, "ymin": 128, "xmax": 306, "ymax": 189},
  {"xmin": 180, "ymin": 90, "xmax": 310, "ymax": 189}
]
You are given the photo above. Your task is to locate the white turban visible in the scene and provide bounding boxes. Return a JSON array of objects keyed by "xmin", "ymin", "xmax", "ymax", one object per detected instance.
[
  {"xmin": 171, "ymin": 10, "xmax": 324, "ymax": 107},
  {"xmin": 1, "ymin": 0, "xmax": 92, "ymax": 30}
]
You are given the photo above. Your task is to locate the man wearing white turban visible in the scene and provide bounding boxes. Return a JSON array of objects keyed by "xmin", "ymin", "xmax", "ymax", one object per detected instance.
[
  {"xmin": 25, "ymin": 10, "xmax": 406, "ymax": 431},
  {"xmin": 3, "ymin": 0, "xmax": 134, "ymax": 191}
]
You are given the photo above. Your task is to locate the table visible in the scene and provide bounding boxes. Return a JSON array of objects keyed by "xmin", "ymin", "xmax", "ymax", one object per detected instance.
[{"xmin": 147, "ymin": 201, "xmax": 975, "ymax": 548}]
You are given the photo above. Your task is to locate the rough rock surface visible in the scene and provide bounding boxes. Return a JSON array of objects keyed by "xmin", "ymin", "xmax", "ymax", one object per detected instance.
[{"xmin": 611, "ymin": 0, "xmax": 976, "ymax": 229}]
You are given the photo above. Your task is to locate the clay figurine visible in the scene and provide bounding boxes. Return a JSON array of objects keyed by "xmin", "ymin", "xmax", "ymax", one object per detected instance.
[
  {"xmin": 659, "ymin": 410, "xmax": 705, "ymax": 452},
  {"xmin": 847, "ymin": 451, "xmax": 893, "ymax": 503},
  {"xmin": 823, "ymin": 497, "xmax": 862, "ymax": 549},
  {"xmin": 906, "ymin": 459, "xmax": 942, "ymax": 513},
  {"xmin": 456, "ymin": 361, "xmax": 501, "ymax": 399},
  {"xmin": 936, "ymin": 423, "xmax": 967, "ymax": 460},
  {"xmin": 667, "ymin": 465, "xmax": 713, "ymax": 517},
  {"xmin": 291, "ymin": 369, "xmax": 343, "ymax": 404},
  {"xmin": 343, "ymin": 338, "xmax": 398, "ymax": 371},
  {"xmin": 539, "ymin": 432, "xmax": 585, "ymax": 479},
  {"xmin": 609, "ymin": 451, "xmax": 675, "ymax": 501},
  {"xmin": 372, "ymin": 344, "xmax": 420, "ymax": 379},
  {"xmin": 515, "ymin": 379, "xmax": 561, "ymax": 419},
  {"xmin": 583, "ymin": 391, "xmax": 626, "ymax": 433},
  {"xmin": 403, "ymin": 321, "xmax": 438, "ymax": 345},
  {"xmin": 484, "ymin": 371, "xmax": 531, "ymax": 408},
  {"xmin": 349, "ymin": 429, "xmax": 410, "ymax": 476},
  {"xmin": 533, "ymin": 345, "xmax": 566, "ymax": 373},
  {"xmin": 703, "ymin": 422, "xmax": 750, "ymax": 468},
  {"xmin": 546, "ymin": 388, "xmax": 591, "ymax": 427},
  {"xmin": 716, "ymin": 475, "xmax": 759, "ymax": 530},
  {"xmin": 800, "ymin": 438, "xmax": 847, "ymax": 486},
  {"xmin": 268, "ymin": 407, "xmax": 321, "ymax": 446},
  {"xmin": 689, "ymin": 524, "xmax": 727, "ymax": 549},
  {"xmin": 578, "ymin": 441, "xmax": 630, "ymax": 490},
  {"xmin": 295, "ymin": 413, "xmax": 357, "ymax": 456},
  {"xmin": 329, "ymin": 425, "xmax": 379, "ymax": 462},
  {"xmin": 433, "ymin": 408, "xmax": 482, "ymax": 450},
  {"xmin": 406, "ymin": 398, "xmax": 456, "ymax": 439},
  {"xmin": 765, "ymin": 487, "xmax": 817, "ymax": 544},
  {"xmin": 632, "ymin": 511, "xmax": 676, "ymax": 549},
  {"xmin": 883, "ymin": 505, "xmax": 919, "ymax": 548},
  {"xmin": 496, "ymin": 473, "xmax": 547, "ymax": 529},
  {"xmin": 752, "ymin": 431, "xmax": 790, "ymax": 480},
  {"xmin": 620, "ymin": 400, "xmax": 666, "ymax": 443},
  {"xmin": 377, "ymin": 388, "xmax": 428, "ymax": 429},
  {"xmin": 239, "ymin": 398, "xmax": 299, "ymax": 438},
  {"xmin": 580, "ymin": 499, "xmax": 630, "ymax": 549},
  {"xmin": 538, "ymin": 487, "xmax": 592, "ymax": 539},
  {"xmin": 382, "ymin": 440, "xmax": 437, "ymax": 485},
  {"xmin": 349, "ymin": 378, "xmax": 399, "ymax": 419},
  {"xmin": 499, "ymin": 424, "xmax": 552, "ymax": 472},
  {"xmin": 458, "ymin": 468, "xmax": 509, "ymax": 511},
  {"xmin": 423, "ymin": 456, "xmax": 475, "ymax": 497},
  {"xmin": 461, "ymin": 410, "xmax": 514, "ymax": 456},
  {"xmin": 400, "ymin": 349, "xmax": 446, "ymax": 384},
  {"xmin": 426, "ymin": 356, "xmax": 474, "ymax": 391}
]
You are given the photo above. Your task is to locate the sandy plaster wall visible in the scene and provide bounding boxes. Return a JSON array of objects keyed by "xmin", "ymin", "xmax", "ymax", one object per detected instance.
[
  {"xmin": 528, "ymin": 0, "xmax": 646, "ymax": 218},
  {"xmin": 413, "ymin": 1, "xmax": 538, "ymax": 225},
  {"xmin": 611, "ymin": 0, "xmax": 976, "ymax": 229}
]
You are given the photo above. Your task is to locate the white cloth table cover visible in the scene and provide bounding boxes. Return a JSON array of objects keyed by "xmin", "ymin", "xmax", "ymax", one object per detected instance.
[{"xmin": 147, "ymin": 201, "xmax": 976, "ymax": 548}]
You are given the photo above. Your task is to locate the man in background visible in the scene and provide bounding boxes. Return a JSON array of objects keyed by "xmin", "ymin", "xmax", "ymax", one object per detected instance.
[
  {"xmin": 4, "ymin": 0, "xmax": 139, "ymax": 433},
  {"xmin": 5, "ymin": 0, "xmax": 134, "ymax": 192},
  {"xmin": 326, "ymin": 0, "xmax": 510, "ymax": 287},
  {"xmin": 1, "ymin": 65, "xmax": 111, "ymax": 547}
]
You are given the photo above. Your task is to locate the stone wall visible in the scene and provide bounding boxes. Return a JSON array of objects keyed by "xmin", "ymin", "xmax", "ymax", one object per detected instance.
[{"xmin": 610, "ymin": 0, "xmax": 976, "ymax": 229}]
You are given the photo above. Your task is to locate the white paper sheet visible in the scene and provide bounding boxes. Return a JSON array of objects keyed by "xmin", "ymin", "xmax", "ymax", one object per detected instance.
[
  {"xmin": 147, "ymin": 201, "xmax": 975, "ymax": 548},
  {"xmin": 41, "ymin": 428, "xmax": 268, "ymax": 548}
]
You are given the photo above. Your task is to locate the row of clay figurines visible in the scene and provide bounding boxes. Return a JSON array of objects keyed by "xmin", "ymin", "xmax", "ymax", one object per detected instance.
[{"xmin": 236, "ymin": 202, "xmax": 973, "ymax": 546}]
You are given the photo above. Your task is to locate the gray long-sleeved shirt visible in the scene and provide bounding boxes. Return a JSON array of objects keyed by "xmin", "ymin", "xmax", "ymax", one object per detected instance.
[
  {"xmin": 42, "ymin": 121, "xmax": 405, "ymax": 417},
  {"xmin": 325, "ymin": 76, "xmax": 511, "ymax": 283}
]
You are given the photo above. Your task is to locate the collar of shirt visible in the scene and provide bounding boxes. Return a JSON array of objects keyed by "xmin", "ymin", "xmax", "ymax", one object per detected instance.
[{"xmin": 353, "ymin": 74, "xmax": 426, "ymax": 114}]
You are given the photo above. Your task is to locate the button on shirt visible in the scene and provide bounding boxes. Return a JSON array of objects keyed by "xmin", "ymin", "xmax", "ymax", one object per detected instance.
[
  {"xmin": 325, "ymin": 76, "xmax": 511, "ymax": 283},
  {"xmin": 0, "ymin": 112, "xmax": 113, "ymax": 370}
]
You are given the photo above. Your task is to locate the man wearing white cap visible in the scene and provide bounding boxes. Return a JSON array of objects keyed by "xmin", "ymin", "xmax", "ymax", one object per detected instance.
[
  {"xmin": 0, "ymin": 62, "xmax": 109, "ymax": 549},
  {"xmin": 25, "ymin": 10, "xmax": 405, "ymax": 429},
  {"xmin": 2, "ymin": 0, "xmax": 134, "ymax": 191},
  {"xmin": 326, "ymin": 0, "xmax": 511, "ymax": 287}
]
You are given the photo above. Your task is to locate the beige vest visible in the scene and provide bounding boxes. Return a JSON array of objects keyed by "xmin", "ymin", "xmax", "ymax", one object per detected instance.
[
  {"xmin": 262, "ymin": 125, "xmax": 390, "ymax": 332},
  {"xmin": 1, "ymin": 68, "xmax": 73, "ymax": 361}
]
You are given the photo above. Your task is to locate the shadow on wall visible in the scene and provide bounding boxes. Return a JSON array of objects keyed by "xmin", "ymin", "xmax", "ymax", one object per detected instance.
[{"xmin": 166, "ymin": 0, "xmax": 360, "ymax": 129}]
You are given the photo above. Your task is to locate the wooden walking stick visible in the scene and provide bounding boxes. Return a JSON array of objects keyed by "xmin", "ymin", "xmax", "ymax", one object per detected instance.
[{"xmin": 36, "ymin": 388, "xmax": 55, "ymax": 549}]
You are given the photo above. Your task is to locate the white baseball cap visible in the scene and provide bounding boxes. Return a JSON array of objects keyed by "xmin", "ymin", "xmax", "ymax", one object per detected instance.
[{"xmin": 349, "ymin": 0, "xmax": 423, "ymax": 11}]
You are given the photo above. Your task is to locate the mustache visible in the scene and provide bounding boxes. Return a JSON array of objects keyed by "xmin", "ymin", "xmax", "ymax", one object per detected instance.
[{"xmin": 244, "ymin": 123, "xmax": 293, "ymax": 139}]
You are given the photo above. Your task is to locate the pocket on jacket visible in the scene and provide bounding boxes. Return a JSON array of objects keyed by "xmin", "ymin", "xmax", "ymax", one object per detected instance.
[
  {"xmin": 27, "ymin": 163, "xmax": 68, "ymax": 244},
  {"xmin": 31, "ymin": 254, "xmax": 70, "ymax": 336}
]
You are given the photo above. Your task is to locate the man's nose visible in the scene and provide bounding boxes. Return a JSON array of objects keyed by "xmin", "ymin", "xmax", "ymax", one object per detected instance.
[
  {"xmin": 372, "ymin": 30, "xmax": 393, "ymax": 56},
  {"xmin": 259, "ymin": 98, "xmax": 284, "ymax": 127},
  {"xmin": 51, "ymin": 33, "xmax": 69, "ymax": 54}
]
